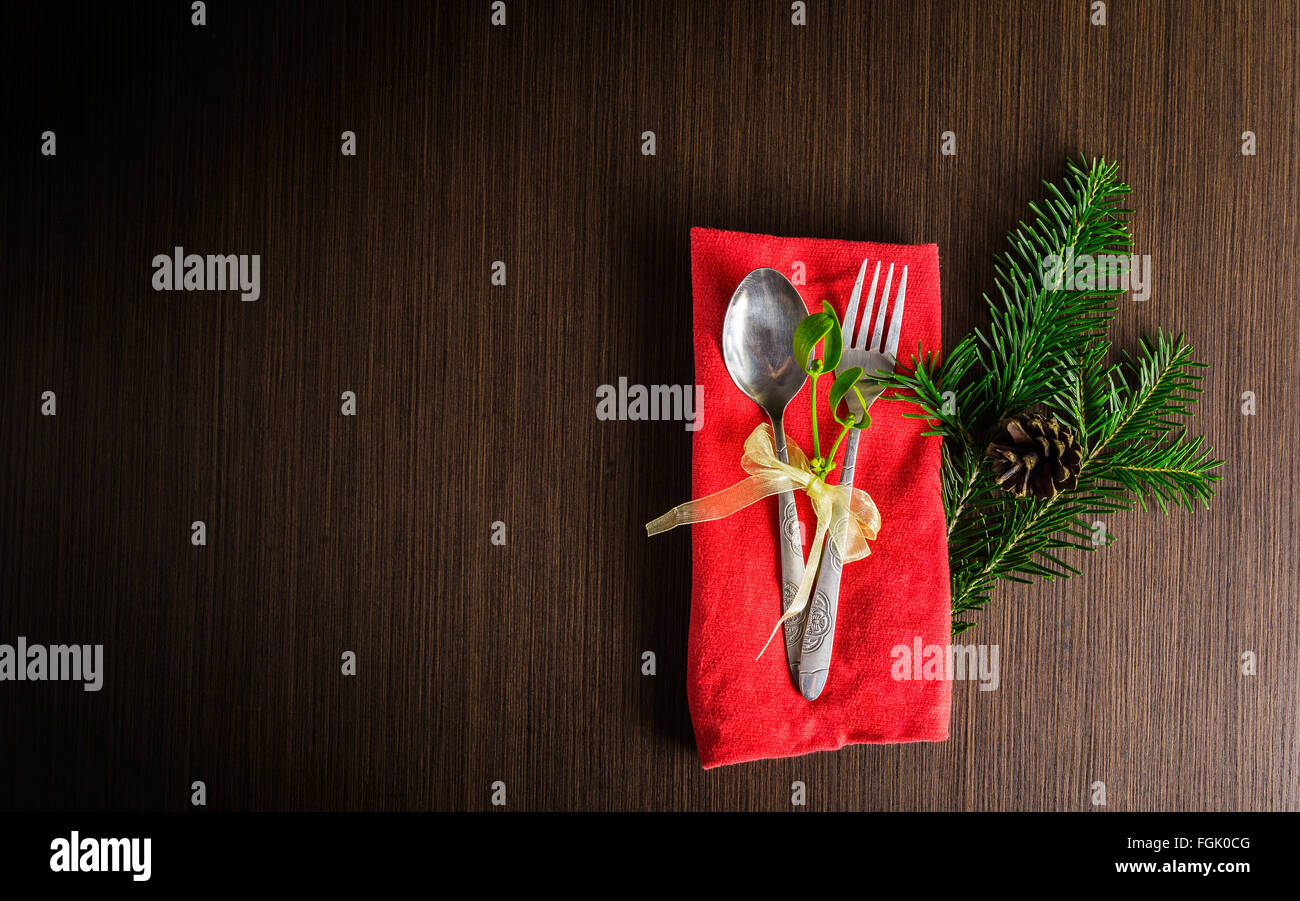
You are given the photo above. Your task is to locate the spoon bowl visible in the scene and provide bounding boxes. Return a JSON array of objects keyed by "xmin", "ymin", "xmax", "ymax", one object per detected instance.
[{"xmin": 721, "ymin": 268, "xmax": 809, "ymax": 415}]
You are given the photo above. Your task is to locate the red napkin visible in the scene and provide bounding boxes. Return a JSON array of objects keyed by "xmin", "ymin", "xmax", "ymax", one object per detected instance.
[{"xmin": 687, "ymin": 227, "xmax": 951, "ymax": 768}]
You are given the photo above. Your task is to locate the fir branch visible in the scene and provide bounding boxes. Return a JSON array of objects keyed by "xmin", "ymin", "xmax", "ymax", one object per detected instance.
[
  {"xmin": 1090, "ymin": 433, "xmax": 1223, "ymax": 513},
  {"xmin": 979, "ymin": 158, "xmax": 1133, "ymax": 425},
  {"xmin": 1088, "ymin": 330, "xmax": 1206, "ymax": 456},
  {"xmin": 879, "ymin": 336, "xmax": 980, "ymax": 444},
  {"xmin": 947, "ymin": 474, "xmax": 1131, "ymax": 618},
  {"xmin": 875, "ymin": 157, "xmax": 1223, "ymax": 635}
]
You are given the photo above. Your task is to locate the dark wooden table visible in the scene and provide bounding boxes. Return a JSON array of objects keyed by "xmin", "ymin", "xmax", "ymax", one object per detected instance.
[{"xmin": 2, "ymin": 0, "xmax": 1296, "ymax": 811}]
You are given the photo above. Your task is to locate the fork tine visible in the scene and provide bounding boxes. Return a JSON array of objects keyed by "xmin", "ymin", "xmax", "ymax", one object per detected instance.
[
  {"xmin": 884, "ymin": 264, "xmax": 908, "ymax": 358},
  {"xmin": 867, "ymin": 263, "xmax": 894, "ymax": 350},
  {"xmin": 840, "ymin": 259, "xmax": 869, "ymax": 347},
  {"xmin": 853, "ymin": 261, "xmax": 882, "ymax": 348}
]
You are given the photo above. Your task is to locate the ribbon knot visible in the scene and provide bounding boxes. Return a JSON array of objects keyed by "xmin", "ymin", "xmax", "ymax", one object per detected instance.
[
  {"xmin": 805, "ymin": 477, "xmax": 833, "ymax": 506},
  {"xmin": 647, "ymin": 423, "xmax": 881, "ymax": 657}
]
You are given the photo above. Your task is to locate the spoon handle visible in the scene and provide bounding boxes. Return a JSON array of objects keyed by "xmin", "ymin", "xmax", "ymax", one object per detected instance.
[{"xmin": 769, "ymin": 414, "xmax": 807, "ymax": 685}]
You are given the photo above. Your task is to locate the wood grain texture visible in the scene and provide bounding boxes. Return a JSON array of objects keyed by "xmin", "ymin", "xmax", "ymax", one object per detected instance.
[{"xmin": 1, "ymin": 0, "xmax": 1296, "ymax": 811}]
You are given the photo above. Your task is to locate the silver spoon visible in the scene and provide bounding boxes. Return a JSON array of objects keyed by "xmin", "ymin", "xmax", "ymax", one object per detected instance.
[{"xmin": 721, "ymin": 268, "xmax": 810, "ymax": 685}]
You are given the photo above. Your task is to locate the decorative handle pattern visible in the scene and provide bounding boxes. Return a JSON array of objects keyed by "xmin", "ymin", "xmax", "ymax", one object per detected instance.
[
  {"xmin": 797, "ymin": 428, "xmax": 861, "ymax": 700},
  {"xmin": 770, "ymin": 416, "xmax": 806, "ymax": 685}
]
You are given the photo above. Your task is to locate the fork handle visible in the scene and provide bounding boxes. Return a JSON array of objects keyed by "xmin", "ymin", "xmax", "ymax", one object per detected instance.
[
  {"xmin": 769, "ymin": 414, "xmax": 806, "ymax": 686},
  {"xmin": 797, "ymin": 428, "xmax": 861, "ymax": 700}
]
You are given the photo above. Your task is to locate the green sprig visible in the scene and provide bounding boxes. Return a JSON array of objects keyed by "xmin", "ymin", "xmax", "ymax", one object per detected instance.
[
  {"xmin": 875, "ymin": 157, "xmax": 1224, "ymax": 634},
  {"xmin": 793, "ymin": 302, "xmax": 871, "ymax": 479}
]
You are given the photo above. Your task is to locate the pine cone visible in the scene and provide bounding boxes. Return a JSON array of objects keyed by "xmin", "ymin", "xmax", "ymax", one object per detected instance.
[{"xmin": 986, "ymin": 413, "xmax": 1082, "ymax": 499}]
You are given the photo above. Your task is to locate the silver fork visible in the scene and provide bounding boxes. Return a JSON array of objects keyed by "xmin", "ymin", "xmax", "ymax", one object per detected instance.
[{"xmin": 797, "ymin": 259, "xmax": 907, "ymax": 701}]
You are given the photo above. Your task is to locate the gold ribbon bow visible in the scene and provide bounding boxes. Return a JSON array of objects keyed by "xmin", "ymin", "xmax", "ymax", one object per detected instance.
[{"xmin": 646, "ymin": 423, "xmax": 881, "ymax": 657}]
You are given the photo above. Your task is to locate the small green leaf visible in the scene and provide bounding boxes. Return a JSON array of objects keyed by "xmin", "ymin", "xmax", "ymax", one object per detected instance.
[
  {"xmin": 830, "ymin": 368, "xmax": 873, "ymax": 430},
  {"xmin": 793, "ymin": 312, "xmax": 836, "ymax": 374},
  {"xmin": 820, "ymin": 301, "xmax": 843, "ymax": 370},
  {"xmin": 829, "ymin": 366, "xmax": 863, "ymax": 416}
]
